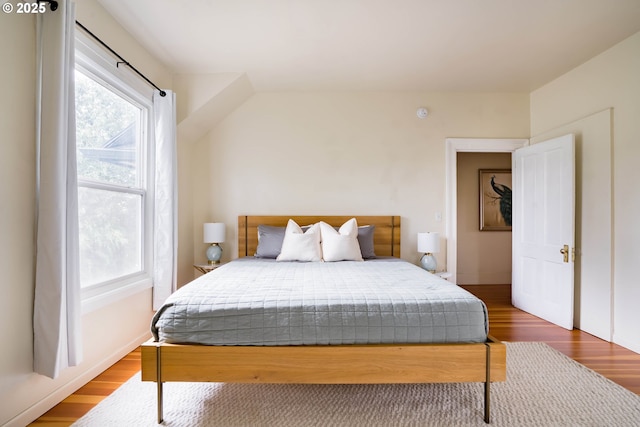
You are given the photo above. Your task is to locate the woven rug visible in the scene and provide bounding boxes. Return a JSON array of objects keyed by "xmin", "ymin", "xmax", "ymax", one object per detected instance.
[{"xmin": 73, "ymin": 342, "xmax": 640, "ymax": 426}]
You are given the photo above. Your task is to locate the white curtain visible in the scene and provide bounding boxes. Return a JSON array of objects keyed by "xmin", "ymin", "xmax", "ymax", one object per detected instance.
[
  {"xmin": 33, "ymin": 0, "xmax": 82, "ymax": 379},
  {"xmin": 152, "ymin": 90, "xmax": 178, "ymax": 310}
]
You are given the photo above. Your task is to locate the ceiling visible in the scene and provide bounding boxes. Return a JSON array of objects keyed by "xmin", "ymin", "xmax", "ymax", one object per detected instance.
[{"xmin": 96, "ymin": 0, "xmax": 640, "ymax": 92}]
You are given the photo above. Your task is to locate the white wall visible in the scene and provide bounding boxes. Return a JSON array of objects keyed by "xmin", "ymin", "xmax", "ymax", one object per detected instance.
[
  {"xmin": 189, "ymin": 92, "xmax": 530, "ymax": 269},
  {"xmin": 0, "ymin": 1, "xmax": 172, "ymax": 425},
  {"xmin": 530, "ymin": 31, "xmax": 640, "ymax": 353},
  {"xmin": 0, "ymin": 9, "xmax": 38, "ymax": 424}
]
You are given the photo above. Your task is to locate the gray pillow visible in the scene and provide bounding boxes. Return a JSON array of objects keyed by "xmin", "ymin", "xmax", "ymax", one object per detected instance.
[
  {"xmin": 254, "ymin": 225, "xmax": 286, "ymax": 258},
  {"xmin": 255, "ymin": 224, "xmax": 311, "ymax": 258},
  {"xmin": 357, "ymin": 225, "xmax": 376, "ymax": 259}
]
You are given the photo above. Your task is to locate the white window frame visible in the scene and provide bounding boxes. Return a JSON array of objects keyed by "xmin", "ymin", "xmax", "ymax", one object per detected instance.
[{"xmin": 75, "ymin": 31, "xmax": 155, "ymax": 313}]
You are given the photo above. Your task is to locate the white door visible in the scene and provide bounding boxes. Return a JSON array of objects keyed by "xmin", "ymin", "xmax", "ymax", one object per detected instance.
[{"xmin": 512, "ymin": 134, "xmax": 575, "ymax": 330}]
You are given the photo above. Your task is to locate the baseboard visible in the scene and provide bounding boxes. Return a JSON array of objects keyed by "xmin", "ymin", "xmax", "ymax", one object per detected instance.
[
  {"xmin": 613, "ymin": 334, "xmax": 640, "ymax": 355},
  {"xmin": 5, "ymin": 331, "xmax": 151, "ymax": 427}
]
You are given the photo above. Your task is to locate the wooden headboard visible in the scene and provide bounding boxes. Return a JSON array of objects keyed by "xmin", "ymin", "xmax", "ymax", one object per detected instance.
[{"xmin": 238, "ymin": 215, "xmax": 401, "ymax": 258}]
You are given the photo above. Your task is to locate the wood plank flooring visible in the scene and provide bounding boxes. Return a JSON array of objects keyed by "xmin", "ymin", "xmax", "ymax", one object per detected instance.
[
  {"xmin": 29, "ymin": 284, "xmax": 640, "ymax": 426},
  {"xmin": 29, "ymin": 349, "xmax": 141, "ymax": 426},
  {"xmin": 464, "ymin": 284, "xmax": 640, "ymax": 395}
]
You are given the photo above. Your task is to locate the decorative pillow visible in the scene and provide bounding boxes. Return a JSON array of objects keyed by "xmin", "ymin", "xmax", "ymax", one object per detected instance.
[
  {"xmin": 319, "ymin": 218, "xmax": 363, "ymax": 262},
  {"xmin": 357, "ymin": 225, "xmax": 376, "ymax": 259},
  {"xmin": 255, "ymin": 225, "xmax": 286, "ymax": 258},
  {"xmin": 276, "ymin": 220, "xmax": 322, "ymax": 262}
]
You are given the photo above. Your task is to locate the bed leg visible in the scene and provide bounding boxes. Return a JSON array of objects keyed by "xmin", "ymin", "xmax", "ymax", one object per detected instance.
[
  {"xmin": 157, "ymin": 381, "xmax": 164, "ymax": 424},
  {"xmin": 156, "ymin": 345, "xmax": 164, "ymax": 424},
  {"xmin": 484, "ymin": 343, "xmax": 491, "ymax": 424}
]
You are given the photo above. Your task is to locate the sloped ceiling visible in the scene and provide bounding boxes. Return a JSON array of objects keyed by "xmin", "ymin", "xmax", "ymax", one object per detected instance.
[{"xmin": 97, "ymin": 0, "xmax": 640, "ymax": 92}]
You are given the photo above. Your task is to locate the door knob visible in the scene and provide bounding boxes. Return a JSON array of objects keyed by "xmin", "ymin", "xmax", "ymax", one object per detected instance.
[{"xmin": 560, "ymin": 245, "xmax": 569, "ymax": 263}]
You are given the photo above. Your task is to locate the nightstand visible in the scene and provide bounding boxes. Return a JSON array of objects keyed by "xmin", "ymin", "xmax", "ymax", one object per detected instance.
[
  {"xmin": 193, "ymin": 263, "xmax": 224, "ymax": 275},
  {"xmin": 434, "ymin": 271, "xmax": 452, "ymax": 280}
]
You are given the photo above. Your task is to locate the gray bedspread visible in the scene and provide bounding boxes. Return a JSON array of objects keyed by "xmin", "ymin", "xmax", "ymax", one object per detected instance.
[{"xmin": 151, "ymin": 258, "xmax": 488, "ymax": 345}]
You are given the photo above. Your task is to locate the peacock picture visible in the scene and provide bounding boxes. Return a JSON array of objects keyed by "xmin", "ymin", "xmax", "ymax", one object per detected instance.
[
  {"xmin": 479, "ymin": 169, "xmax": 512, "ymax": 231},
  {"xmin": 490, "ymin": 175, "xmax": 512, "ymax": 226}
]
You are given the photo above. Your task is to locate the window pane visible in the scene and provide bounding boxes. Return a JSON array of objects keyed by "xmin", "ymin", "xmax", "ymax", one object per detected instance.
[
  {"xmin": 75, "ymin": 70, "xmax": 141, "ymax": 187},
  {"xmin": 78, "ymin": 187, "xmax": 142, "ymax": 287}
]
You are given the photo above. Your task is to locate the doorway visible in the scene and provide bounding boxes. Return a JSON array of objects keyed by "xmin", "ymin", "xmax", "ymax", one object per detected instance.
[
  {"xmin": 456, "ymin": 152, "xmax": 512, "ymax": 285},
  {"xmin": 444, "ymin": 138, "xmax": 528, "ymax": 284}
]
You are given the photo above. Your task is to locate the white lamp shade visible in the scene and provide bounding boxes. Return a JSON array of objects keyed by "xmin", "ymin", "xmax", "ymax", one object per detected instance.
[
  {"xmin": 417, "ymin": 232, "xmax": 440, "ymax": 254},
  {"xmin": 204, "ymin": 223, "xmax": 226, "ymax": 243}
]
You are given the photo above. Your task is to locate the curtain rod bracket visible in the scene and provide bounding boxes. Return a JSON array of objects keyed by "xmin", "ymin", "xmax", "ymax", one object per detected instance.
[{"xmin": 38, "ymin": 0, "xmax": 58, "ymax": 11}]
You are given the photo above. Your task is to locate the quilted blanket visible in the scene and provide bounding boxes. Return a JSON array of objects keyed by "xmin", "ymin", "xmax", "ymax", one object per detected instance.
[{"xmin": 151, "ymin": 258, "xmax": 488, "ymax": 345}]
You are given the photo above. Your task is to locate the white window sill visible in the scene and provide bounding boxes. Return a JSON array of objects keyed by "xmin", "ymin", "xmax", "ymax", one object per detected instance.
[{"xmin": 81, "ymin": 277, "xmax": 152, "ymax": 315}]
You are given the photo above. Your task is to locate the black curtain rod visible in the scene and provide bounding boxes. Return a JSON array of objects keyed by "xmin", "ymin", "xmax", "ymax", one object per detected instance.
[{"xmin": 75, "ymin": 20, "xmax": 167, "ymax": 97}]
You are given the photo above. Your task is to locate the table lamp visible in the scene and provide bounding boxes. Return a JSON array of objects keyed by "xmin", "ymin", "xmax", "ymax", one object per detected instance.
[
  {"xmin": 417, "ymin": 232, "xmax": 439, "ymax": 273},
  {"xmin": 204, "ymin": 223, "xmax": 225, "ymax": 264}
]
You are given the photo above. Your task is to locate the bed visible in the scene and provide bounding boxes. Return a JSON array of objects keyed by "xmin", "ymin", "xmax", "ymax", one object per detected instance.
[{"xmin": 141, "ymin": 215, "xmax": 506, "ymax": 423}]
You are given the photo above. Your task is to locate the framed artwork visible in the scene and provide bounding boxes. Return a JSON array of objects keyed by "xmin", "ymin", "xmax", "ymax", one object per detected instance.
[{"xmin": 479, "ymin": 169, "xmax": 512, "ymax": 231}]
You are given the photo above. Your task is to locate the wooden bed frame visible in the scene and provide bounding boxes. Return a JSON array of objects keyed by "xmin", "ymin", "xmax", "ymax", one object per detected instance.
[{"xmin": 141, "ymin": 215, "xmax": 506, "ymax": 424}]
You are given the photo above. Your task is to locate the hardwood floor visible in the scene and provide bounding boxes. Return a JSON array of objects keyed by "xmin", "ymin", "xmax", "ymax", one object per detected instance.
[
  {"xmin": 463, "ymin": 284, "xmax": 640, "ymax": 395},
  {"xmin": 29, "ymin": 349, "xmax": 141, "ymax": 426},
  {"xmin": 29, "ymin": 284, "xmax": 640, "ymax": 426}
]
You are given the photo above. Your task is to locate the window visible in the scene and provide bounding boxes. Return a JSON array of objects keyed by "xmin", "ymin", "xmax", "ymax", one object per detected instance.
[{"xmin": 75, "ymin": 33, "xmax": 154, "ymax": 307}]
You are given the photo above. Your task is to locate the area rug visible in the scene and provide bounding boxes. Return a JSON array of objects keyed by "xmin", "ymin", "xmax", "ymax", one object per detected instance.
[{"xmin": 73, "ymin": 342, "xmax": 640, "ymax": 426}]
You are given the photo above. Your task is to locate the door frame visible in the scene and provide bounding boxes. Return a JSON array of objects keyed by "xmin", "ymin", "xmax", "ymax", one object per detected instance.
[{"xmin": 445, "ymin": 138, "xmax": 528, "ymax": 284}]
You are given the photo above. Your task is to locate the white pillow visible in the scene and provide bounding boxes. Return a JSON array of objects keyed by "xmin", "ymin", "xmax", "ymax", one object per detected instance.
[
  {"xmin": 276, "ymin": 220, "xmax": 323, "ymax": 262},
  {"xmin": 319, "ymin": 218, "xmax": 364, "ymax": 262}
]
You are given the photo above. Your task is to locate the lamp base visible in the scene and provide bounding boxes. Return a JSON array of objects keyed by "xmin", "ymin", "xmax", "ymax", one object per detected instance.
[
  {"xmin": 420, "ymin": 253, "xmax": 437, "ymax": 273},
  {"xmin": 206, "ymin": 243, "xmax": 222, "ymax": 265}
]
